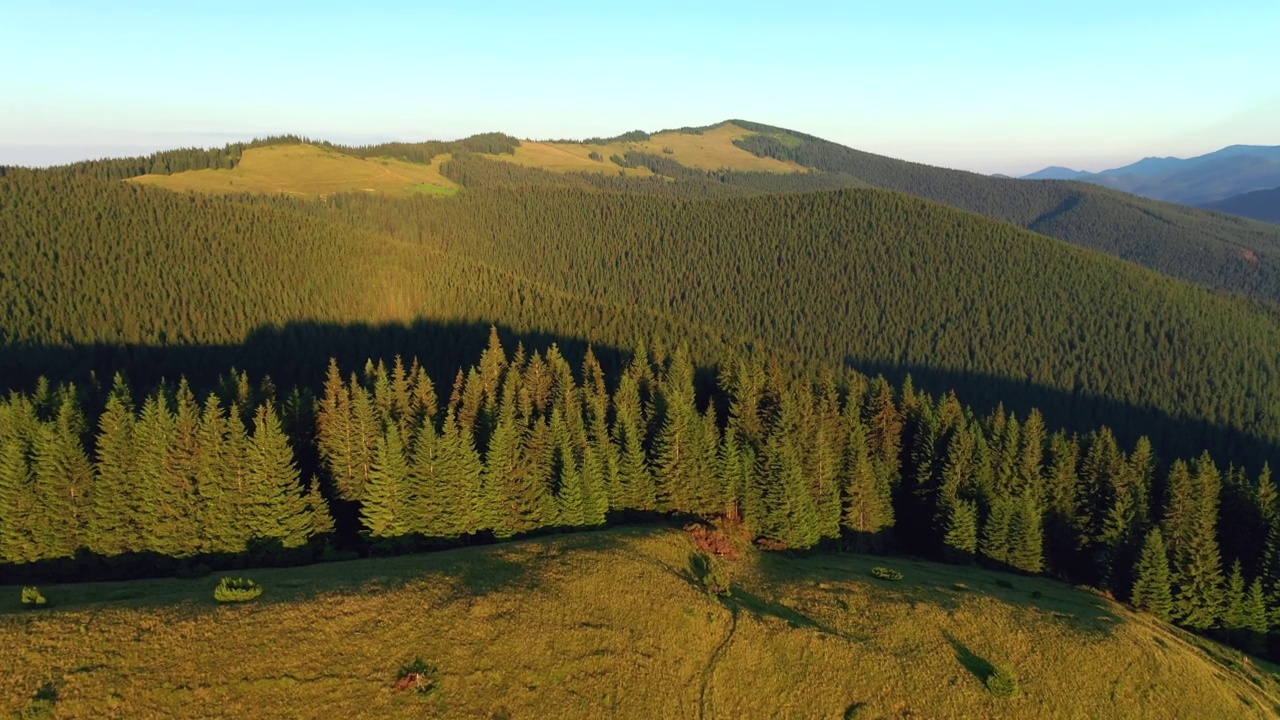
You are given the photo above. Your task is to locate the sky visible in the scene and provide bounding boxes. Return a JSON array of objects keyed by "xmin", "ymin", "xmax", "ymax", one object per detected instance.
[{"xmin": 1, "ymin": 0, "xmax": 1277, "ymax": 175}]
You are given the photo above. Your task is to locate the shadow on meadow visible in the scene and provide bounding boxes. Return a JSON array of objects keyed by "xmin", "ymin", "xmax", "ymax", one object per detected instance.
[{"xmin": 0, "ymin": 527, "xmax": 632, "ymax": 617}]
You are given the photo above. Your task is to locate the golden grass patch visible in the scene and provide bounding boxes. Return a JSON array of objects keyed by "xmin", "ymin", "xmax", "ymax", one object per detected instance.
[
  {"xmin": 495, "ymin": 123, "xmax": 804, "ymax": 176},
  {"xmin": 129, "ymin": 145, "xmax": 458, "ymax": 198}
]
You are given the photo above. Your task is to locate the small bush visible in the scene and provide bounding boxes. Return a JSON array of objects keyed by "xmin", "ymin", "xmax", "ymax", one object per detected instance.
[
  {"xmin": 395, "ymin": 658, "xmax": 440, "ymax": 694},
  {"xmin": 685, "ymin": 523, "xmax": 742, "ymax": 560},
  {"xmin": 21, "ymin": 586, "xmax": 47, "ymax": 608},
  {"xmin": 870, "ymin": 566, "xmax": 904, "ymax": 581},
  {"xmin": 1030, "ymin": 590, "xmax": 1043, "ymax": 600},
  {"xmin": 995, "ymin": 579, "xmax": 1014, "ymax": 589},
  {"xmin": 588, "ymin": 151, "xmax": 603, "ymax": 162},
  {"xmin": 662, "ymin": 146, "xmax": 675, "ymax": 154},
  {"xmin": 213, "ymin": 578, "xmax": 263, "ymax": 603},
  {"xmin": 985, "ymin": 666, "xmax": 1019, "ymax": 698}
]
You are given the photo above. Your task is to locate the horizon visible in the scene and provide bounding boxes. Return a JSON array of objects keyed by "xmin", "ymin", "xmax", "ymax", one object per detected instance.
[{"xmin": 2, "ymin": 1, "xmax": 1279, "ymax": 175}]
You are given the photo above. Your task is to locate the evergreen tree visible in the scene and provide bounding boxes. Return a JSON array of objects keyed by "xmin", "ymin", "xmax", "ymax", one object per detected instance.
[
  {"xmin": 842, "ymin": 417, "xmax": 892, "ymax": 550},
  {"xmin": 88, "ymin": 376, "xmax": 139, "ymax": 556},
  {"xmin": 1223, "ymin": 560, "xmax": 1247, "ymax": 631},
  {"xmin": 613, "ymin": 371, "xmax": 655, "ymax": 511},
  {"xmin": 362, "ymin": 422, "xmax": 414, "ymax": 538},
  {"xmin": 1131, "ymin": 528, "xmax": 1173, "ymax": 621},
  {"xmin": 653, "ymin": 348, "xmax": 698, "ymax": 513},
  {"xmin": 942, "ymin": 498, "xmax": 979, "ymax": 562},
  {"xmin": 244, "ymin": 403, "xmax": 312, "ymax": 549}
]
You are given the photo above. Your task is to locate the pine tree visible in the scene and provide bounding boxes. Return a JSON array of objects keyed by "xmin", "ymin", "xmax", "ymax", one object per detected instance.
[
  {"xmin": 244, "ymin": 403, "xmax": 312, "ymax": 549},
  {"xmin": 981, "ymin": 496, "xmax": 1014, "ymax": 567},
  {"xmin": 1223, "ymin": 561, "xmax": 1247, "ymax": 631},
  {"xmin": 1131, "ymin": 528, "xmax": 1173, "ymax": 621},
  {"xmin": 1006, "ymin": 491, "xmax": 1044, "ymax": 574},
  {"xmin": 88, "ymin": 375, "xmax": 139, "ymax": 556},
  {"xmin": 842, "ymin": 417, "xmax": 892, "ymax": 550},
  {"xmin": 362, "ymin": 422, "xmax": 413, "ymax": 538},
  {"xmin": 1244, "ymin": 577, "xmax": 1270, "ymax": 637},
  {"xmin": 1169, "ymin": 454, "xmax": 1226, "ymax": 630},
  {"xmin": 484, "ymin": 372, "xmax": 546, "ymax": 537},
  {"xmin": 552, "ymin": 407, "xmax": 586, "ymax": 527},
  {"xmin": 0, "ymin": 397, "xmax": 36, "ymax": 563},
  {"xmin": 942, "ymin": 498, "xmax": 979, "ymax": 562},
  {"xmin": 653, "ymin": 348, "xmax": 697, "ymax": 513},
  {"xmin": 613, "ymin": 372, "xmax": 655, "ymax": 511}
]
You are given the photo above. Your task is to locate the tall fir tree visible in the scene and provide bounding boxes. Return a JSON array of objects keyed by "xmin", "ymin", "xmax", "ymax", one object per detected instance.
[{"xmin": 1131, "ymin": 528, "xmax": 1174, "ymax": 621}]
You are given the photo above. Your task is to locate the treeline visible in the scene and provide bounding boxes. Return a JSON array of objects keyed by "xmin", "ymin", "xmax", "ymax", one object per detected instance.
[
  {"xmin": 727, "ymin": 119, "xmax": 1280, "ymax": 304},
  {"xmin": 325, "ymin": 184, "xmax": 1280, "ymax": 467},
  {"xmin": 0, "ymin": 375, "xmax": 331, "ymax": 565},
  {"xmin": 3, "ymin": 336, "xmax": 1278, "ymax": 656}
]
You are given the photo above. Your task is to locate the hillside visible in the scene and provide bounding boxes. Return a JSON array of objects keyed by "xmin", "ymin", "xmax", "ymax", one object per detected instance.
[
  {"xmin": 335, "ymin": 184, "xmax": 1280, "ymax": 462},
  {"xmin": 129, "ymin": 144, "xmax": 457, "ymax": 197},
  {"xmin": 717, "ymin": 121, "xmax": 1280, "ymax": 303},
  {"xmin": 3, "ymin": 528, "xmax": 1274, "ymax": 719},
  {"xmin": 1203, "ymin": 186, "xmax": 1280, "ymax": 224}
]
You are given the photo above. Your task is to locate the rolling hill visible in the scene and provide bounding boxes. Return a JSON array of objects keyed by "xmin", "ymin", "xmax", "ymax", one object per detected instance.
[
  {"xmin": 1203, "ymin": 186, "xmax": 1280, "ymax": 224},
  {"xmin": 3, "ymin": 528, "xmax": 1275, "ymax": 719}
]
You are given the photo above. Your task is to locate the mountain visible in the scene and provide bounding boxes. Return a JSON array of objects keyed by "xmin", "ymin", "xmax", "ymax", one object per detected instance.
[
  {"xmin": 719, "ymin": 120, "xmax": 1280, "ymax": 304},
  {"xmin": 1024, "ymin": 144, "xmax": 1280, "ymax": 204},
  {"xmin": 1021, "ymin": 166, "xmax": 1091, "ymax": 180},
  {"xmin": 3, "ymin": 527, "xmax": 1275, "ymax": 719},
  {"xmin": 1201, "ymin": 185, "xmax": 1280, "ymax": 224}
]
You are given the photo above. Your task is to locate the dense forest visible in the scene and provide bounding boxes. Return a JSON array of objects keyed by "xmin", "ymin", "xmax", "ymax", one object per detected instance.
[
  {"xmin": 6, "ymin": 130, "xmax": 1280, "ymax": 662},
  {"xmin": 726, "ymin": 120, "xmax": 1280, "ymax": 303},
  {"xmin": 1, "ymin": 336, "xmax": 1277, "ymax": 656}
]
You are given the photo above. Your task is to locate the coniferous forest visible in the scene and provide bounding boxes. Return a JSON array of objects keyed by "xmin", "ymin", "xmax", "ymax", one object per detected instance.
[{"xmin": 5, "ymin": 125, "xmax": 1280, "ymax": 664}]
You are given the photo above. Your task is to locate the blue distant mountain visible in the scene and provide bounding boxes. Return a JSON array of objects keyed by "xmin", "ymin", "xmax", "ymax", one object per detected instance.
[
  {"xmin": 1022, "ymin": 166, "xmax": 1092, "ymax": 180},
  {"xmin": 1024, "ymin": 145, "xmax": 1280, "ymax": 204},
  {"xmin": 1201, "ymin": 185, "xmax": 1280, "ymax": 224}
]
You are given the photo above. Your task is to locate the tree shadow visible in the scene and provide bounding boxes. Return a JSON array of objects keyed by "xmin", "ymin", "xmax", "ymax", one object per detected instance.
[{"xmin": 943, "ymin": 630, "xmax": 995, "ymax": 683}]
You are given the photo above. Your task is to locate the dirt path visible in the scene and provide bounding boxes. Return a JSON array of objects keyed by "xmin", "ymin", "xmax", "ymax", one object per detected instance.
[{"xmin": 699, "ymin": 606, "xmax": 738, "ymax": 720}]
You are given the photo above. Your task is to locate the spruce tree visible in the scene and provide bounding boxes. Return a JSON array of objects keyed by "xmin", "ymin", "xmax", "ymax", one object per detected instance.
[
  {"xmin": 613, "ymin": 372, "xmax": 655, "ymax": 511},
  {"xmin": 1223, "ymin": 560, "xmax": 1247, "ymax": 631},
  {"xmin": 1131, "ymin": 528, "xmax": 1173, "ymax": 621},
  {"xmin": 362, "ymin": 422, "xmax": 413, "ymax": 538},
  {"xmin": 0, "ymin": 398, "xmax": 36, "ymax": 563},
  {"xmin": 842, "ymin": 417, "xmax": 892, "ymax": 550},
  {"xmin": 245, "ymin": 403, "xmax": 312, "ymax": 549},
  {"xmin": 88, "ymin": 375, "xmax": 139, "ymax": 556},
  {"xmin": 942, "ymin": 498, "xmax": 979, "ymax": 562},
  {"xmin": 653, "ymin": 348, "xmax": 697, "ymax": 513}
]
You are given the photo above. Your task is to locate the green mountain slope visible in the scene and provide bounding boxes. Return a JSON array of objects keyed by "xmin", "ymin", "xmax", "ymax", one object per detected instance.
[
  {"xmin": 3, "ymin": 528, "xmax": 1275, "ymax": 719},
  {"xmin": 334, "ymin": 184, "xmax": 1280, "ymax": 460},
  {"xmin": 725, "ymin": 120, "xmax": 1280, "ymax": 303}
]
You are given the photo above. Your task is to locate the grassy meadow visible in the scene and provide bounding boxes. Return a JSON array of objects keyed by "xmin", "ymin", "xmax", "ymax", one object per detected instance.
[
  {"xmin": 495, "ymin": 123, "xmax": 805, "ymax": 175},
  {"xmin": 3, "ymin": 527, "xmax": 1276, "ymax": 719},
  {"xmin": 129, "ymin": 145, "xmax": 458, "ymax": 198}
]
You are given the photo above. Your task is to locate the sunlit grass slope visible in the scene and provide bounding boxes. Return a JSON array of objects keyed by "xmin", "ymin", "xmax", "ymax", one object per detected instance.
[
  {"xmin": 129, "ymin": 144, "xmax": 457, "ymax": 197},
  {"xmin": 495, "ymin": 122, "xmax": 804, "ymax": 175},
  {"xmin": 3, "ymin": 528, "xmax": 1274, "ymax": 719}
]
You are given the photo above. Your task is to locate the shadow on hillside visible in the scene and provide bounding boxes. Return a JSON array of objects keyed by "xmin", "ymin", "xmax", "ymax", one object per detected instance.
[
  {"xmin": 943, "ymin": 630, "xmax": 996, "ymax": 682},
  {"xmin": 0, "ymin": 316, "xmax": 1271, "ymax": 470},
  {"xmin": 848, "ymin": 356, "xmax": 1277, "ymax": 471}
]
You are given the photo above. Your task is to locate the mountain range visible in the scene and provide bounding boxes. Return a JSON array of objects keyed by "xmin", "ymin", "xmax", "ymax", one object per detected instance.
[{"xmin": 1024, "ymin": 144, "xmax": 1280, "ymax": 206}]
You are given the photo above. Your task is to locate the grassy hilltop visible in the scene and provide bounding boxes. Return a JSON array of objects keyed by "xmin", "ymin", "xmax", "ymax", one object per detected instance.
[{"xmin": 3, "ymin": 528, "xmax": 1276, "ymax": 719}]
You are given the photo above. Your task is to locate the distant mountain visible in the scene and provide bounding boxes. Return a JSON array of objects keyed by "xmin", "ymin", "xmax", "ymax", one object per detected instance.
[
  {"xmin": 1202, "ymin": 185, "xmax": 1280, "ymax": 224},
  {"xmin": 1024, "ymin": 144, "xmax": 1280, "ymax": 204},
  {"xmin": 1022, "ymin": 166, "xmax": 1092, "ymax": 180}
]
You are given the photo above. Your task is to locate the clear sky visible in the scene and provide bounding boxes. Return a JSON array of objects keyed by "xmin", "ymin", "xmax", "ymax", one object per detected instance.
[{"xmin": 2, "ymin": 0, "xmax": 1277, "ymax": 175}]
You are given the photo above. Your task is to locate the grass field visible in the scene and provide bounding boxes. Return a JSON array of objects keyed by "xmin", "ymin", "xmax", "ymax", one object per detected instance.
[
  {"xmin": 495, "ymin": 123, "xmax": 805, "ymax": 176},
  {"xmin": 3, "ymin": 527, "xmax": 1276, "ymax": 719},
  {"xmin": 129, "ymin": 145, "xmax": 458, "ymax": 198}
]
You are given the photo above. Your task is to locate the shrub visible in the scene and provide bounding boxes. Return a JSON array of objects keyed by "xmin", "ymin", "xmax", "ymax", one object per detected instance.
[
  {"xmin": 685, "ymin": 523, "xmax": 742, "ymax": 560},
  {"xmin": 870, "ymin": 566, "xmax": 904, "ymax": 581},
  {"xmin": 21, "ymin": 586, "xmax": 47, "ymax": 608},
  {"xmin": 588, "ymin": 151, "xmax": 603, "ymax": 162},
  {"xmin": 395, "ymin": 658, "xmax": 440, "ymax": 694},
  {"xmin": 662, "ymin": 146, "xmax": 675, "ymax": 154},
  {"xmin": 985, "ymin": 665, "xmax": 1019, "ymax": 698},
  {"xmin": 995, "ymin": 579, "xmax": 1014, "ymax": 589},
  {"xmin": 213, "ymin": 578, "xmax": 263, "ymax": 603}
]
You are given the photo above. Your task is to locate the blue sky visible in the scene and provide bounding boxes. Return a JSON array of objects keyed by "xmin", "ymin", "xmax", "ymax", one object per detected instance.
[{"xmin": 1, "ymin": 0, "xmax": 1277, "ymax": 174}]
